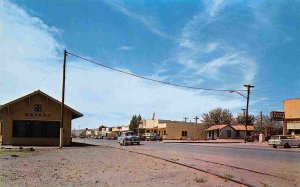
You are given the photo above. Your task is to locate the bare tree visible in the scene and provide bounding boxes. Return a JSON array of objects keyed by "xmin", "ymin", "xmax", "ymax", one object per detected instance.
[
  {"xmin": 253, "ymin": 114, "xmax": 283, "ymax": 133},
  {"xmin": 233, "ymin": 113, "xmax": 255, "ymax": 125}
]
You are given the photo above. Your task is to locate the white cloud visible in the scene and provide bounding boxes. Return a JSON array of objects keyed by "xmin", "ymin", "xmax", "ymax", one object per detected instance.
[
  {"xmin": 0, "ymin": 0, "xmax": 249, "ymax": 129},
  {"xmin": 103, "ymin": 1, "xmax": 171, "ymax": 39}
]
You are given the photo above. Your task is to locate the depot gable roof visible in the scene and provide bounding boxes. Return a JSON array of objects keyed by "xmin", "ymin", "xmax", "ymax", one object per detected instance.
[{"xmin": 0, "ymin": 90, "xmax": 83, "ymax": 119}]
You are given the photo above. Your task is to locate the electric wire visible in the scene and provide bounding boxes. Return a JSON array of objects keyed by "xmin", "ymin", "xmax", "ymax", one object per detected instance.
[{"xmin": 66, "ymin": 51, "xmax": 247, "ymax": 93}]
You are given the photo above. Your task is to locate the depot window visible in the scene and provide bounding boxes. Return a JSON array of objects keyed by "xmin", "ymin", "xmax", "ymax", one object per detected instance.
[
  {"xmin": 182, "ymin": 131, "xmax": 187, "ymax": 137},
  {"xmin": 13, "ymin": 120, "xmax": 60, "ymax": 138}
]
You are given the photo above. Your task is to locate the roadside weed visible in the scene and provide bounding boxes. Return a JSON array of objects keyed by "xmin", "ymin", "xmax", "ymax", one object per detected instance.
[
  {"xmin": 224, "ymin": 174, "xmax": 234, "ymax": 179},
  {"xmin": 195, "ymin": 176, "xmax": 207, "ymax": 183}
]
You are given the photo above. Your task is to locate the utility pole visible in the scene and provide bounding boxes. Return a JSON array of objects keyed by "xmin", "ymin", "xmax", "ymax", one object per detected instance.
[
  {"xmin": 241, "ymin": 109, "xmax": 246, "ymax": 139},
  {"xmin": 241, "ymin": 108, "xmax": 246, "ymax": 123},
  {"xmin": 241, "ymin": 109, "xmax": 246, "ymax": 115},
  {"xmin": 183, "ymin": 117, "xmax": 189, "ymax": 123},
  {"xmin": 260, "ymin": 111, "xmax": 263, "ymax": 130},
  {"xmin": 244, "ymin": 84, "xmax": 254, "ymax": 143},
  {"xmin": 60, "ymin": 49, "xmax": 67, "ymax": 148},
  {"xmin": 194, "ymin": 116, "xmax": 199, "ymax": 123}
]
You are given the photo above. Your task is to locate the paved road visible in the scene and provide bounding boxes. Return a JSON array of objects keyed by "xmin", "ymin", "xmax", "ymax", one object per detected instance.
[
  {"xmin": 75, "ymin": 138, "xmax": 300, "ymax": 187},
  {"xmin": 76, "ymin": 138, "xmax": 300, "ymax": 162}
]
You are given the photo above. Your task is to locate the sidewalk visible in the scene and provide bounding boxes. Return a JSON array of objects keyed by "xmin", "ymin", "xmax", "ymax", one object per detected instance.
[
  {"xmin": 163, "ymin": 139, "xmax": 244, "ymax": 144},
  {"xmin": 163, "ymin": 140, "xmax": 300, "ymax": 152}
]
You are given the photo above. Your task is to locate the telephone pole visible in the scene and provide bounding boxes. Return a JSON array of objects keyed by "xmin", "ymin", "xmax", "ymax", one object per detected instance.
[
  {"xmin": 241, "ymin": 109, "xmax": 246, "ymax": 117},
  {"xmin": 260, "ymin": 111, "xmax": 263, "ymax": 130},
  {"xmin": 60, "ymin": 49, "xmax": 67, "ymax": 148},
  {"xmin": 183, "ymin": 117, "xmax": 189, "ymax": 123},
  {"xmin": 194, "ymin": 116, "xmax": 199, "ymax": 123},
  {"xmin": 244, "ymin": 84, "xmax": 254, "ymax": 143}
]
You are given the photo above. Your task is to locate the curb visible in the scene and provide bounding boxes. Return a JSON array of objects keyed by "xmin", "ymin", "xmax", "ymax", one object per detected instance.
[{"xmin": 163, "ymin": 141, "xmax": 243, "ymax": 144}]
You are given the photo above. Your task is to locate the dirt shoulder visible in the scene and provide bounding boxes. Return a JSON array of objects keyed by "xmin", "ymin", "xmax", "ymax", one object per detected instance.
[{"xmin": 0, "ymin": 146, "xmax": 242, "ymax": 187}]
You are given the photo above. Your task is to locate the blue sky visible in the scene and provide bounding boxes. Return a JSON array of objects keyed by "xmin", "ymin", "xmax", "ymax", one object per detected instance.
[{"xmin": 1, "ymin": 0, "xmax": 300, "ymax": 128}]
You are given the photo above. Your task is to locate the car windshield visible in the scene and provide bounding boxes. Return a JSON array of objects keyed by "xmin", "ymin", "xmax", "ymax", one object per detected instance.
[
  {"xmin": 125, "ymin": 132, "xmax": 135, "ymax": 136},
  {"xmin": 271, "ymin": 136, "xmax": 279, "ymax": 140}
]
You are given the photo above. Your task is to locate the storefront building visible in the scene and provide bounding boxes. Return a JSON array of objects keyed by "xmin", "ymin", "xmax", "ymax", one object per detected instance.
[
  {"xmin": 206, "ymin": 124, "xmax": 254, "ymax": 140},
  {"xmin": 0, "ymin": 90, "xmax": 83, "ymax": 146},
  {"xmin": 139, "ymin": 119, "xmax": 206, "ymax": 140},
  {"xmin": 283, "ymin": 98, "xmax": 300, "ymax": 136}
]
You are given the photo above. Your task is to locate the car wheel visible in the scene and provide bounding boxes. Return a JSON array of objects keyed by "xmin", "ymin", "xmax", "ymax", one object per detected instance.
[
  {"xmin": 137, "ymin": 142, "xmax": 140, "ymax": 145},
  {"xmin": 298, "ymin": 144, "xmax": 300, "ymax": 148},
  {"xmin": 284, "ymin": 143, "xmax": 290, "ymax": 148},
  {"xmin": 272, "ymin": 145, "xmax": 277, "ymax": 148}
]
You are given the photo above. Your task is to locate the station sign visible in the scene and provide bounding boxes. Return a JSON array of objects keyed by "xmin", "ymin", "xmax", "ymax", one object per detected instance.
[{"xmin": 270, "ymin": 111, "xmax": 285, "ymax": 121}]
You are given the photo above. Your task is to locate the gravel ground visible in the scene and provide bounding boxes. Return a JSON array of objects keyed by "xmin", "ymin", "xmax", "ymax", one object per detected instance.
[
  {"xmin": 0, "ymin": 146, "xmax": 242, "ymax": 187},
  {"xmin": 76, "ymin": 139, "xmax": 300, "ymax": 187}
]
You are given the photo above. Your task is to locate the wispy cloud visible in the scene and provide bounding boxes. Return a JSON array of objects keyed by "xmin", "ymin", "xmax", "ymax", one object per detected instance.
[
  {"xmin": 103, "ymin": 1, "xmax": 171, "ymax": 39},
  {"xmin": 167, "ymin": 1, "xmax": 257, "ymax": 90},
  {"xmin": 118, "ymin": 46, "xmax": 133, "ymax": 51},
  {"xmin": 205, "ymin": 0, "xmax": 226, "ymax": 18}
]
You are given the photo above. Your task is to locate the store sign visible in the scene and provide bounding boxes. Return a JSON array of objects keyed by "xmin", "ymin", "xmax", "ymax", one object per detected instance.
[
  {"xmin": 270, "ymin": 111, "xmax": 285, "ymax": 121},
  {"xmin": 25, "ymin": 113, "xmax": 51, "ymax": 118}
]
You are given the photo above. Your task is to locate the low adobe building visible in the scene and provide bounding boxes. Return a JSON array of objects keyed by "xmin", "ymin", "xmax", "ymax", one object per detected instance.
[
  {"xmin": 139, "ymin": 119, "xmax": 206, "ymax": 140},
  {"xmin": 0, "ymin": 90, "xmax": 83, "ymax": 146},
  {"xmin": 205, "ymin": 124, "xmax": 254, "ymax": 140},
  {"xmin": 283, "ymin": 98, "xmax": 300, "ymax": 136}
]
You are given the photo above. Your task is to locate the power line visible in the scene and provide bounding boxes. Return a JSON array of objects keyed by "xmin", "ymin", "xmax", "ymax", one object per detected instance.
[{"xmin": 66, "ymin": 51, "xmax": 247, "ymax": 93}]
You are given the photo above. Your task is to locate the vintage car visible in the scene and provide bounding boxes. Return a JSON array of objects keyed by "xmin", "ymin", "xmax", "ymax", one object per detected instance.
[
  {"xmin": 268, "ymin": 135, "xmax": 300, "ymax": 148},
  {"xmin": 118, "ymin": 131, "xmax": 141, "ymax": 146},
  {"xmin": 142, "ymin": 133, "xmax": 161, "ymax": 141}
]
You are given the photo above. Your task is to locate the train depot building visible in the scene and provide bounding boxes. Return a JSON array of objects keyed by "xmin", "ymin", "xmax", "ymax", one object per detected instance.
[
  {"xmin": 283, "ymin": 98, "xmax": 300, "ymax": 136},
  {"xmin": 0, "ymin": 90, "xmax": 83, "ymax": 146}
]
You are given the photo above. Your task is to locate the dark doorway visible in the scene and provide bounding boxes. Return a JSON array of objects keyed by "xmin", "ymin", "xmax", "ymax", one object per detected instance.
[
  {"xmin": 13, "ymin": 120, "xmax": 60, "ymax": 138},
  {"xmin": 227, "ymin": 130, "xmax": 232, "ymax": 138}
]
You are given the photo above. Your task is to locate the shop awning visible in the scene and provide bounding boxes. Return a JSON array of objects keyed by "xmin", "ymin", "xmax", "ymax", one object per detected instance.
[{"xmin": 287, "ymin": 123, "xmax": 300, "ymax": 129}]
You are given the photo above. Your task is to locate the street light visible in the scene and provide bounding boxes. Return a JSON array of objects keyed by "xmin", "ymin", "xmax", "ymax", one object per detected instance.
[{"xmin": 229, "ymin": 85, "xmax": 255, "ymax": 143}]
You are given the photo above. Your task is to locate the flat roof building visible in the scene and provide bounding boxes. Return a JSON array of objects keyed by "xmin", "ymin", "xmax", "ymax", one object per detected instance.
[
  {"xmin": 0, "ymin": 90, "xmax": 83, "ymax": 146},
  {"xmin": 283, "ymin": 98, "xmax": 300, "ymax": 136},
  {"xmin": 139, "ymin": 119, "xmax": 205, "ymax": 140}
]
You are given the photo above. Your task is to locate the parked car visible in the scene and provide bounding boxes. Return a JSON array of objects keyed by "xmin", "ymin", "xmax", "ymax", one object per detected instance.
[
  {"xmin": 268, "ymin": 135, "xmax": 300, "ymax": 148},
  {"xmin": 142, "ymin": 133, "xmax": 161, "ymax": 141},
  {"xmin": 118, "ymin": 131, "xmax": 141, "ymax": 146}
]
